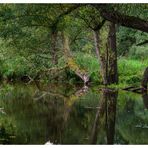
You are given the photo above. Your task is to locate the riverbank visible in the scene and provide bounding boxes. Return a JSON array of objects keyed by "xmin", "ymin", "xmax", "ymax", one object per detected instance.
[{"xmin": 0, "ymin": 53, "xmax": 147, "ymax": 86}]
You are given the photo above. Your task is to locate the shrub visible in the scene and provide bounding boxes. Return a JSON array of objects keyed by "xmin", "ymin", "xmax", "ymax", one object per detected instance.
[{"xmin": 129, "ymin": 45, "xmax": 148, "ymax": 60}]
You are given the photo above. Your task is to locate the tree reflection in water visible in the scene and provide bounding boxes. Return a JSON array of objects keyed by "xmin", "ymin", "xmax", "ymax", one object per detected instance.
[
  {"xmin": 142, "ymin": 92, "xmax": 148, "ymax": 109},
  {"xmin": 89, "ymin": 89, "xmax": 118, "ymax": 144},
  {"xmin": 0, "ymin": 82, "xmax": 148, "ymax": 144},
  {"xmin": 105, "ymin": 90, "xmax": 118, "ymax": 144}
]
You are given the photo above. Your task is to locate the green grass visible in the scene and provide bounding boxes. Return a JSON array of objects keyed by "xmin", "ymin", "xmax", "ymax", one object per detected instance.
[
  {"xmin": 0, "ymin": 50, "xmax": 147, "ymax": 86},
  {"xmin": 118, "ymin": 57, "xmax": 148, "ymax": 85},
  {"xmin": 74, "ymin": 52, "xmax": 148, "ymax": 86},
  {"xmin": 74, "ymin": 52, "xmax": 101, "ymax": 83}
]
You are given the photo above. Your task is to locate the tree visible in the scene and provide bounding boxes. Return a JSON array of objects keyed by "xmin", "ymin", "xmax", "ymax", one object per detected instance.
[
  {"xmin": 0, "ymin": 4, "xmax": 147, "ymax": 84},
  {"xmin": 93, "ymin": 4, "xmax": 148, "ymax": 33},
  {"xmin": 107, "ymin": 22, "xmax": 118, "ymax": 84},
  {"xmin": 141, "ymin": 67, "xmax": 148, "ymax": 91}
]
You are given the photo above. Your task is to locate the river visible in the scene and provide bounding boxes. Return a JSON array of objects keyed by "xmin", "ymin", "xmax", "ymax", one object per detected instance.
[{"xmin": 0, "ymin": 81, "xmax": 148, "ymax": 144}]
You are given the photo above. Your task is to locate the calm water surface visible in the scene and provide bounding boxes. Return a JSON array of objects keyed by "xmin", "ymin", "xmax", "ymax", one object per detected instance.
[{"xmin": 0, "ymin": 82, "xmax": 148, "ymax": 144}]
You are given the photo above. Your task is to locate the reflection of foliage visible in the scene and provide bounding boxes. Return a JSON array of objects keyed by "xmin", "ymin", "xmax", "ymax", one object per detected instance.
[
  {"xmin": 0, "ymin": 83, "xmax": 98, "ymax": 144},
  {"xmin": 0, "ymin": 83, "xmax": 64, "ymax": 144},
  {"xmin": 0, "ymin": 117, "xmax": 16, "ymax": 144},
  {"xmin": 0, "ymin": 83, "xmax": 148, "ymax": 144},
  {"xmin": 61, "ymin": 90, "xmax": 101, "ymax": 144},
  {"xmin": 116, "ymin": 91, "xmax": 148, "ymax": 144}
]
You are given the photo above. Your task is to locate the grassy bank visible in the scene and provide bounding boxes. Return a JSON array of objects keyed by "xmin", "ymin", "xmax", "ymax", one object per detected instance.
[
  {"xmin": 75, "ymin": 52, "xmax": 148, "ymax": 86},
  {"xmin": 0, "ymin": 51, "xmax": 147, "ymax": 86}
]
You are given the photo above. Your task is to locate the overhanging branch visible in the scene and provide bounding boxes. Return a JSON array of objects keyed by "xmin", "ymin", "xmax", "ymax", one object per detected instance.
[{"xmin": 93, "ymin": 5, "xmax": 148, "ymax": 33}]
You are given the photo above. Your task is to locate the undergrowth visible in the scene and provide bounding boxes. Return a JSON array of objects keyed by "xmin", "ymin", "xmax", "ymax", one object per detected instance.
[{"xmin": 0, "ymin": 50, "xmax": 147, "ymax": 86}]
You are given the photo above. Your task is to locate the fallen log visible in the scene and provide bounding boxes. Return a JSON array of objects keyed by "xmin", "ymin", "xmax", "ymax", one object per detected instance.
[
  {"xmin": 130, "ymin": 88, "xmax": 142, "ymax": 92},
  {"xmin": 122, "ymin": 86, "xmax": 148, "ymax": 94},
  {"xmin": 130, "ymin": 88, "xmax": 142, "ymax": 94},
  {"xmin": 122, "ymin": 86, "xmax": 135, "ymax": 90}
]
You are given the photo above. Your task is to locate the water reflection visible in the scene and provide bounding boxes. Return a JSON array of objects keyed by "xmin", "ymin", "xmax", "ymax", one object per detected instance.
[
  {"xmin": 0, "ymin": 82, "xmax": 148, "ymax": 144},
  {"xmin": 105, "ymin": 90, "xmax": 118, "ymax": 144},
  {"xmin": 89, "ymin": 89, "xmax": 118, "ymax": 144},
  {"xmin": 142, "ymin": 92, "xmax": 148, "ymax": 109}
]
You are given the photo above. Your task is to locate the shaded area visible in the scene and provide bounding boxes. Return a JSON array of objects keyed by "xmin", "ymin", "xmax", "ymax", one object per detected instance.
[{"xmin": 0, "ymin": 83, "xmax": 148, "ymax": 144}]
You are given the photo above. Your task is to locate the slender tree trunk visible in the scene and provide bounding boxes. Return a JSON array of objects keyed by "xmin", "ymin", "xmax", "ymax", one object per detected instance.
[
  {"xmin": 93, "ymin": 22, "xmax": 118, "ymax": 85},
  {"xmin": 141, "ymin": 67, "xmax": 148, "ymax": 91},
  {"xmin": 62, "ymin": 31, "xmax": 89, "ymax": 84},
  {"xmin": 105, "ymin": 42, "xmax": 109, "ymax": 85},
  {"xmin": 93, "ymin": 30, "xmax": 108, "ymax": 85},
  {"xmin": 51, "ymin": 30, "xmax": 58, "ymax": 65},
  {"xmin": 61, "ymin": 32, "xmax": 71, "ymax": 58},
  {"xmin": 108, "ymin": 23, "xmax": 118, "ymax": 84}
]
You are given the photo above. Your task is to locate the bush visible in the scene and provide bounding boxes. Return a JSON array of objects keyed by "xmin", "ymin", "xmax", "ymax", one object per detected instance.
[
  {"xmin": 129, "ymin": 45, "xmax": 148, "ymax": 60},
  {"xmin": 74, "ymin": 52, "xmax": 101, "ymax": 83},
  {"xmin": 118, "ymin": 58, "xmax": 147, "ymax": 85},
  {"xmin": 0, "ymin": 56, "xmax": 33, "ymax": 80}
]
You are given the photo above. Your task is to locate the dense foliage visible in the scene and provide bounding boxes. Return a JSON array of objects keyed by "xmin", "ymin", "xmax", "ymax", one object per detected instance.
[
  {"xmin": 0, "ymin": 4, "xmax": 147, "ymax": 85},
  {"xmin": 0, "ymin": 4, "xmax": 148, "ymax": 145}
]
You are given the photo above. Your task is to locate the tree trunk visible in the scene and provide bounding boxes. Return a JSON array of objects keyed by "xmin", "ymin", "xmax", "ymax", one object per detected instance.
[
  {"xmin": 50, "ymin": 30, "xmax": 58, "ymax": 65},
  {"xmin": 93, "ymin": 22, "xmax": 118, "ymax": 85},
  {"xmin": 107, "ymin": 23, "xmax": 118, "ymax": 84},
  {"xmin": 93, "ymin": 30, "xmax": 108, "ymax": 85},
  {"xmin": 141, "ymin": 67, "xmax": 148, "ymax": 91},
  {"xmin": 62, "ymin": 32, "xmax": 89, "ymax": 84}
]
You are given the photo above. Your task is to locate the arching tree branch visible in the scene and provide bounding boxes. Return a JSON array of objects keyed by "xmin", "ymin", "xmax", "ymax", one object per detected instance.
[{"xmin": 93, "ymin": 5, "xmax": 148, "ymax": 33}]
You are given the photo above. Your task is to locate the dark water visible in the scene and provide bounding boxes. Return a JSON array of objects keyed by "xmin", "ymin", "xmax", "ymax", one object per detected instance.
[{"xmin": 0, "ymin": 82, "xmax": 148, "ymax": 144}]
